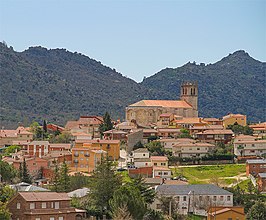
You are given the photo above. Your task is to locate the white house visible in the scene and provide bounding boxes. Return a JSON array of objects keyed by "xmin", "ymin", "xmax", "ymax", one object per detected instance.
[
  {"xmin": 234, "ymin": 135, "xmax": 266, "ymax": 157},
  {"xmin": 158, "ymin": 138, "xmax": 194, "ymax": 152},
  {"xmin": 172, "ymin": 142, "xmax": 215, "ymax": 158},
  {"xmin": 153, "ymin": 166, "xmax": 171, "ymax": 180},
  {"xmin": 132, "ymin": 148, "xmax": 151, "ymax": 168},
  {"xmin": 152, "ymin": 184, "xmax": 233, "ymax": 216}
]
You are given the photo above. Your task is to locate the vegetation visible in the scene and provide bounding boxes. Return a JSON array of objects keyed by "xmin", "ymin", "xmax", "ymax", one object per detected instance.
[
  {"xmin": 247, "ymin": 200, "xmax": 266, "ymax": 220},
  {"xmin": 228, "ymin": 124, "xmax": 254, "ymax": 135},
  {"xmin": 145, "ymin": 141, "xmax": 165, "ymax": 156},
  {"xmin": 20, "ymin": 158, "xmax": 32, "ymax": 184},
  {"xmin": 0, "ymin": 161, "xmax": 18, "ymax": 183},
  {"xmin": 1, "ymin": 43, "xmax": 265, "ymax": 128},
  {"xmin": 99, "ymin": 112, "xmax": 113, "ymax": 136},
  {"xmin": 172, "ymin": 164, "xmax": 245, "ymax": 184},
  {"xmin": 0, "ymin": 184, "xmax": 16, "ymax": 220},
  {"xmin": 52, "ymin": 160, "xmax": 70, "ymax": 192}
]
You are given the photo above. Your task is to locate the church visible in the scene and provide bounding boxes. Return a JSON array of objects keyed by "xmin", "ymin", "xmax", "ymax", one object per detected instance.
[{"xmin": 126, "ymin": 82, "xmax": 198, "ymax": 127}]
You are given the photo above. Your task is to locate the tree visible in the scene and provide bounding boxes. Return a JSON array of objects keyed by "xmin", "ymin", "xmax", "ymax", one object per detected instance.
[
  {"xmin": 247, "ymin": 200, "xmax": 266, "ymax": 220},
  {"xmin": 178, "ymin": 129, "xmax": 192, "ymax": 138},
  {"xmin": 0, "ymin": 184, "xmax": 16, "ymax": 203},
  {"xmin": 228, "ymin": 124, "xmax": 253, "ymax": 135},
  {"xmin": 109, "ymin": 184, "xmax": 146, "ymax": 220},
  {"xmin": 49, "ymin": 131, "xmax": 72, "ymax": 143},
  {"xmin": 3, "ymin": 145, "xmax": 21, "ymax": 156},
  {"xmin": 159, "ymin": 196, "xmax": 179, "ymax": 216},
  {"xmin": 0, "ymin": 161, "xmax": 17, "ymax": 183},
  {"xmin": 37, "ymin": 166, "xmax": 44, "ymax": 180},
  {"xmin": 70, "ymin": 172, "xmax": 90, "ymax": 191},
  {"xmin": 43, "ymin": 119, "xmax": 48, "ymax": 133},
  {"xmin": 21, "ymin": 158, "xmax": 32, "ymax": 184},
  {"xmin": 145, "ymin": 141, "xmax": 165, "ymax": 156},
  {"xmin": 0, "ymin": 202, "xmax": 11, "ymax": 220},
  {"xmin": 99, "ymin": 112, "xmax": 113, "ymax": 136},
  {"xmin": 112, "ymin": 203, "xmax": 133, "ymax": 220},
  {"xmin": 88, "ymin": 156, "xmax": 122, "ymax": 217},
  {"xmin": 30, "ymin": 121, "xmax": 44, "ymax": 140},
  {"xmin": 130, "ymin": 176, "xmax": 155, "ymax": 204},
  {"xmin": 52, "ymin": 161, "xmax": 60, "ymax": 192},
  {"xmin": 59, "ymin": 159, "xmax": 70, "ymax": 192}
]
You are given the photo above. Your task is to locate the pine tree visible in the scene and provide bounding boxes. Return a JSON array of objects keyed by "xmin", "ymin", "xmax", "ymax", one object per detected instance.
[
  {"xmin": 21, "ymin": 158, "xmax": 32, "ymax": 184},
  {"xmin": 59, "ymin": 159, "xmax": 70, "ymax": 192},
  {"xmin": 89, "ymin": 156, "xmax": 122, "ymax": 215}
]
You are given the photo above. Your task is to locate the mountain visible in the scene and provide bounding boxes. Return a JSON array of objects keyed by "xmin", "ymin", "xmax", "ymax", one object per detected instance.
[
  {"xmin": 0, "ymin": 42, "xmax": 153, "ymax": 128},
  {"xmin": 141, "ymin": 50, "xmax": 266, "ymax": 122},
  {"xmin": 0, "ymin": 42, "xmax": 265, "ymax": 129}
]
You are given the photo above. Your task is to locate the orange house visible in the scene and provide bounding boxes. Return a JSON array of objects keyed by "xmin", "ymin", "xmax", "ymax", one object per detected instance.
[
  {"xmin": 208, "ymin": 206, "xmax": 245, "ymax": 220},
  {"xmin": 75, "ymin": 139, "xmax": 120, "ymax": 161},
  {"xmin": 71, "ymin": 145, "xmax": 106, "ymax": 173}
]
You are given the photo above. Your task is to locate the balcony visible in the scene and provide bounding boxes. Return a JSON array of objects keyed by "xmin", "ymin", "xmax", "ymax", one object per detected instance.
[
  {"xmin": 74, "ymin": 153, "xmax": 79, "ymax": 157},
  {"xmin": 85, "ymin": 153, "xmax": 90, "ymax": 157},
  {"xmin": 74, "ymin": 159, "xmax": 79, "ymax": 163}
]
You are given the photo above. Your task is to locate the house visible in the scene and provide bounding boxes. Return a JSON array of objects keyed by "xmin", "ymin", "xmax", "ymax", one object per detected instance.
[
  {"xmin": 49, "ymin": 143, "xmax": 71, "ymax": 152},
  {"xmin": 67, "ymin": 187, "xmax": 90, "ymax": 204},
  {"xmin": 7, "ymin": 192, "xmax": 86, "ymax": 220},
  {"xmin": 157, "ymin": 128, "xmax": 181, "ymax": 138},
  {"xmin": 103, "ymin": 129, "xmax": 127, "ymax": 141},
  {"xmin": 65, "ymin": 115, "xmax": 103, "ymax": 139},
  {"xmin": 127, "ymin": 129, "xmax": 143, "ymax": 152},
  {"xmin": 0, "ymin": 126, "xmax": 33, "ymax": 147},
  {"xmin": 246, "ymin": 159, "xmax": 266, "ymax": 176},
  {"xmin": 142, "ymin": 129, "xmax": 158, "ymax": 142},
  {"xmin": 75, "ymin": 140, "xmax": 120, "ymax": 160},
  {"xmin": 249, "ymin": 122, "xmax": 266, "ymax": 137},
  {"xmin": 189, "ymin": 125, "xmax": 224, "ymax": 137},
  {"xmin": 172, "ymin": 142, "xmax": 215, "ymax": 158},
  {"xmin": 195, "ymin": 129, "xmax": 234, "ymax": 144},
  {"xmin": 150, "ymin": 156, "xmax": 168, "ymax": 167},
  {"xmin": 152, "ymin": 184, "xmax": 233, "ymax": 216},
  {"xmin": 26, "ymin": 141, "xmax": 50, "ymax": 158},
  {"xmin": 126, "ymin": 82, "xmax": 198, "ymax": 127},
  {"xmin": 234, "ymin": 135, "xmax": 266, "ymax": 157},
  {"xmin": 174, "ymin": 117, "xmax": 208, "ymax": 129},
  {"xmin": 258, "ymin": 173, "xmax": 266, "ymax": 193},
  {"xmin": 153, "ymin": 166, "xmax": 171, "ymax": 179},
  {"xmin": 157, "ymin": 113, "xmax": 175, "ymax": 128},
  {"xmin": 207, "ymin": 206, "xmax": 245, "ymax": 220},
  {"xmin": 71, "ymin": 146, "xmax": 106, "ymax": 173},
  {"xmin": 158, "ymin": 138, "xmax": 194, "ymax": 152},
  {"xmin": 131, "ymin": 148, "xmax": 151, "ymax": 168},
  {"xmin": 222, "ymin": 113, "xmax": 247, "ymax": 128},
  {"xmin": 203, "ymin": 118, "xmax": 223, "ymax": 126},
  {"xmin": 47, "ymin": 123, "xmax": 65, "ymax": 133}
]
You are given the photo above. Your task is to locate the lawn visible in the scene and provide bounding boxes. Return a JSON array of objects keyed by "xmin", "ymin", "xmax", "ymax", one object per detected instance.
[{"xmin": 172, "ymin": 164, "xmax": 246, "ymax": 184}]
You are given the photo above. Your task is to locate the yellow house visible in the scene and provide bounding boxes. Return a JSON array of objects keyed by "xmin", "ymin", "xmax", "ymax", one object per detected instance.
[
  {"xmin": 207, "ymin": 206, "xmax": 245, "ymax": 220},
  {"xmin": 71, "ymin": 145, "xmax": 106, "ymax": 173},
  {"xmin": 222, "ymin": 113, "xmax": 247, "ymax": 128}
]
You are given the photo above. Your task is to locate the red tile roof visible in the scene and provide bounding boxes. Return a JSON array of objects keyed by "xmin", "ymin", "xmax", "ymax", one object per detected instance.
[
  {"xmin": 129, "ymin": 100, "xmax": 193, "ymax": 108},
  {"xmin": 19, "ymin": 192, "xmax": 70, "ymax": 201}
]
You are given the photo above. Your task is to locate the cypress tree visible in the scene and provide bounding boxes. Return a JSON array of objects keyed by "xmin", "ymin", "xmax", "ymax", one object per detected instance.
[
  {"xmin": 43, "ymin": 120, "xmax": 48, "ymax": 133},
  {"xmin": 21, "ymin": 158, "xmax": 32, "ymax": 184},
  {"xmin": 53, "ymin": 161, "xmax": 60, "ymax": 192}
]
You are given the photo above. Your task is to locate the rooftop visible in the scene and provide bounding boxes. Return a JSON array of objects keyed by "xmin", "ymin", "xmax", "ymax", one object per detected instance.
[
  {"xmin": 246, "ymin": 159, "xmax": 266, "ymax": 164},
  {"xmin": 18, "ymin": 192, "xmax": 70, "ymax": 201},
  {"xmin": 156, "ymin": 184, "xmax": 233, "ymax": 195},
  {"xmin": 258, "ymin": 173, "xmax": 266, "ymax": 178},
  {"xmin": 129, "ymin": 100, "xmax": 193, "ymax": 108},
  {"xmin": 150, "ymin": 156, "xmax": 168, "ymax": 161}
]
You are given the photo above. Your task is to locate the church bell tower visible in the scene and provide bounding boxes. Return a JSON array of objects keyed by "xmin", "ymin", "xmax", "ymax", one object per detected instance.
[{"xmin": 181, "ymin": 82, "xmax": 198, "ymax": 112}]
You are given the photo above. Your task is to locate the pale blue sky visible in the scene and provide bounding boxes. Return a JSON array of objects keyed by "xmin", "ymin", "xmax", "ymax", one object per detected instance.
[{"xmin": 0, "ymin": 0, "xmax": 265, "ymax": 82}]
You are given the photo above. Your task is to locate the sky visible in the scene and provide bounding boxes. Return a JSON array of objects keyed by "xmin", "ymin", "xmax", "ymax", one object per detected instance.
[{"xmin": 0, "ymin": 0, "xmax": 265, "ymax": 82}]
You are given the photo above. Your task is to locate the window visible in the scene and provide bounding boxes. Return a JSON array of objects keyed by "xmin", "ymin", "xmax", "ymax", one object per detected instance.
[
  {"xmin": 183, "ymin": 196, "xmax": 187, "ymax": 201},
  {"xmin": 228, "ymin": 218, "xmax": 232, "ymax": 220},
  {"xmin": 154, "ymin": 163, "xmax": 157, "ymax": 166},
  {"xmin": 213, "ymin": 196, "xmax": 217, "ymax": 201},
  {"xmin": 50, "ymin": 218, "xmax": 55, "ymax": 220},
  {"xmin": 199, "ymin": 196, "xmax": 202, "ymax": 201},
  {"xmin": 161, "ymin": 163, "xmax": 166, "ymax": 166},
  {"xmin": 143, "ymin": 154, "xmax": 145, "ymax": 157},
  {"xmin": 55, "ymin": 202, "xmax": 59, "ymax": 209},
  {"xmin": 51, "ymin": 202, "xmax": 54, "ymax": 208},
  {"xmin": 164, "ymin": 172, "xmax": 168, "ymax": 175},
  {"xmin": 158, "ymin": 172, "xmax": 162, "ymax": 175},
  {"xmin": 59, "ymin": 217, "xmax": 64, "ymax": 220},
  {"xmin": 227, "ymin": 196, "xmax": 231, "ymax": 201},
  {"xmin": 17, "ymin": 202, "xmax": 21, "ymax": 209},
  {"xmin": 220, "ymin": 196, "xmax": 224, "ymax": 201},
  {"xmin": 156, "ymin": 204, "xmax": 161, "ymax": 209},
  {"xmin": 35, "ymin": 218, "xmax": 41, "ymax": 220},
  {"xmin": 30, "ymin": 203, "xmax": 35, "ymax": 209},
  {"xmin": 42, "ymin": 202, "xmax": 46, "ymax": 208},
  {"xmin": 197, "ymin": 148, "xmax": 200, "ymax": 150}
]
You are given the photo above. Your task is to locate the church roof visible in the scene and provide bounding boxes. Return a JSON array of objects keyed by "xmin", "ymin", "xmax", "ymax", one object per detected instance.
[{"xmin": 129, "ymin": 100, "xmax": 193, "ymax": 108}]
